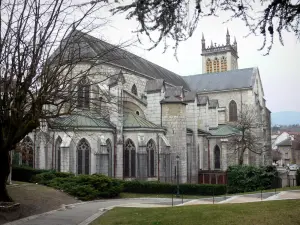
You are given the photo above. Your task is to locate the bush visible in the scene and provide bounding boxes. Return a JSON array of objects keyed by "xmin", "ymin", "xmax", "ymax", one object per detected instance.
[
  {"xmin": 296, "ymin": 169, "xmax": 300, "ymax": 186},
  {"xmin": 122, "ymin": 180, "xmax": 226, "ymax": 196},
  {"xmin": 33, "ymin": 172, "xmax": 123, "ymax": 201},
  {"xmin": 32, "ymin": 171, "xmax": 74, "ymax": 185},
  {"xmin": 227, "ymin": 165, "xmax": 278, "ymax": 194},
  {"xmin": 12, "ymin": 166, "xmax": 50, "ymax": 182}
]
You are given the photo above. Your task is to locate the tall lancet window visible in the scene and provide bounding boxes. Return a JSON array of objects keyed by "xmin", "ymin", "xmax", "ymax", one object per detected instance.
[
  {"xmin": 131, "ymin": 84, "xmax": 137, "ymax": 96},
  {"xmin": 206, "ymin": 58, "xmax": 212, "ymax": 73},
  {"xmin": 221, "ymin": 56, "xmax": 227, "ymax": 72},
  {"xmin": 229, "ymin": 100, "xmax": 238, "ymax": 122},
  {"xmin": 77, "ymin": 77, "xmax": 90, "ymax": 109},
  {"xmin": 146, "ymin": 139, "xmax": 156, "ymax": 177},
  {"xmin": 213, "ymin": 57, "xmax": 220, "ymax": 72}
]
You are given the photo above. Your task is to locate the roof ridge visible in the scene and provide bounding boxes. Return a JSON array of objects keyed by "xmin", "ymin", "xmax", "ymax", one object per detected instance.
[{"xmin": 73, "ymin": 30, "xmax": 190, "ymax": 90}]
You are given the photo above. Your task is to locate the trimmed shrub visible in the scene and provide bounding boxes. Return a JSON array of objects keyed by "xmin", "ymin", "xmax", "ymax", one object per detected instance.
[
  {"xmin": 122, "ymin": 180, "xmax": 226, "ymax": 196},
  {"xmin": 227, "ymin": 165, "xmax": 278, "ymax": 194},
  {"xmin": 33, "ymin": 172, "xmax": 123, "ymax": 201},
  {"xmin": 12, "ymin": 166, "xmax": 50, "ymax": 182},
  {"xmin": 32, "ymin": 171, "xmax": 74, "ymax": 185}
]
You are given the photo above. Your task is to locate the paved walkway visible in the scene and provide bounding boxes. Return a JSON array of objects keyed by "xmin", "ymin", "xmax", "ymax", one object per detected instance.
[{"xmin": 4, "ymin": 190, "xmax": 300, "ymax": 225}]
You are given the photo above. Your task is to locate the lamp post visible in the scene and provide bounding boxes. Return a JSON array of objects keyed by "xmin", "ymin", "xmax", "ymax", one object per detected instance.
[{"xmin": 176, "ymin": 155, "xmax": 180, "ymax": 197}]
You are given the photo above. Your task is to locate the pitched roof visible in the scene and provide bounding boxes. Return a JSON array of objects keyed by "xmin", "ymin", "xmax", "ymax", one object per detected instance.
[
  {"xmin": 57, "ymin": 29, "xmax": 190, "ymax": 90},
  {"xmin": 123, "ymin": 112, "xmax": 163, "ymax": 130},
  {"xmin": 197, "ymin": 95, "xmax": 209, "ymax": 106},
  {"xmin": 209, "ymin": 125, "xmax": 241, "ymax": 137},
  {"xmin": 183, "ymin": 68, "xmax": 256, "ymax": 92},
  {"xmin": 145, "ymin": 79, "xmax": 165, "ymax": 93},
  {"xmin": 165, "ymin": 86, "xmax": 183, "ymax": 98},
  {"xmin": 209, "ymin": 99, "xmax": 219, "ymax": 108},
  {"xmin": 49, "ymin": 111, "xmax": 114, "ymax": 129},
  {"xmin": 183, "ymin": 91, "xmax": 196, "ymax": 102},
  {"xmin": 276, "ymin": 138, "xmax": 292, "ymax": 146}
]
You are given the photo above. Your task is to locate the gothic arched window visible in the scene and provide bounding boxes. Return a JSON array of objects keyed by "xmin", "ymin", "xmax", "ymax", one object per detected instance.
[
  {"xmin": 106, "ymin": 139, "xmax": 112, "ymax": 177},
  {"xmin": 55, "ymin": 136, "xmax": 62, "ymax": 172},
  {"xmin": 146, "ymin": 139, "xmax": 156, "ymax": 177},
  {"xmin": 229, "ymin": 100, "xmax": 238, "ymax": 122},
  {"xmin": 77, "ymin": 77, "xmax": 90, "ymax": 109},
  {"xmin": 131, "ymin": 84, "xmax": 137, "ymax": 96},
  {"xmin": 124, "ymin": 139, "xmax": 136, "ymax": 177},
  {"xmin": 213, "ymin": 57, "xmax": 220, "ymax": 72},
  {"xmin": 206, "ymin": 58, "xmax": 212, "ymax": 73},
  {"xmin": 221, "ymin": 56, "xmax": 227, "ymax": 72},
  {"xmin": 77, "ymin": 138, "xmax": 90, "ymax": 174},
  {"xmin": 214, "ymin": 145, "xmax": 221, "ymax": 169},
  {"xmin": 21, "ymin": 136, "xmax": 34, "ymax": 167}
]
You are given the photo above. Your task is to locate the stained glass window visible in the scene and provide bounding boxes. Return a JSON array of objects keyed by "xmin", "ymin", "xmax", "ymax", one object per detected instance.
[
  {"xmin": 214, "ymin": 145, "xmax": 221, "ymax": 169},
  {"xmin": 124, "ymin": 139, "xmax": 136, "ymax": 177},
  {"xmin": 229, "ymin": 100, "xmax": 238, "ymax": 122},
  {"xmin": 77, "ymin": 138, "xmax": 90, "ymax": 174},
  {"xmin": 21, "ymin": 136, "xmax": 34, "ymax": 168},
  {"xmin": 131, "ymin": 84, "xmax": 137, "ymax": 96},
  {"xmin": 77, "ymin": 77, "xmax": 90, "ymax": 108},
  {"xmin": 146, "ymin": 139, "xmax": 156, "ymax": 177},
  {"xmin": 55, "ymin": 136, "xmax": 62, "ymax": 172}
]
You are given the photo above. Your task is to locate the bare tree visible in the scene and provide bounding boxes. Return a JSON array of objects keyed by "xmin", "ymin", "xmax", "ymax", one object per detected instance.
[
  {"xmin": 112, "ymin": 0, "xmax": 300, "ymax": 55},
  {"xmin": 227, "ymin": 104, "xmax": 265, "ymax": 165},
  {"xmin": 0, "ymin": 0, "xmax": 135, "ymax": 202}
]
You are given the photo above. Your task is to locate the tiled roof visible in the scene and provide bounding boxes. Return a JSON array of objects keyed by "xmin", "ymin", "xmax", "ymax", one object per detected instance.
[
  {"xmin": 50, "ymin": 111, "xmax": 114, "ymax": 129},
  {"xmin": 183, "ymin": 68, "xmax": 256, "ymax": 92},
  {"xmin": 197, "ymin": 96, "xmax": 209, "ymax": 106},
  {"xmin": 209, "ymin": 99, "xmax": 219, "ymax": 108},
  {"xmin": 183, "ymin": 91, "xmax": 196, "ymax": 102},
  {"xmin": 55, "ymin": 29, "xmax": 190, "ymax": 90},
  {"xmin": 276, "ymin": 138, "xmax": 292, "ymax": 146},
  {"xmin": 209, "ymin": 125, "xmax": 241, "ymax": 137},
  {"xmin": 165, "ymin": 86, "xmax": 183, "ymax": 98},
  {"xmin": 123, "ymin": 112, "xmax": 163, "ymax": 129},
  {"xmin": 145, "ymin": 79, "xmax": 165, "ymax": 92}
]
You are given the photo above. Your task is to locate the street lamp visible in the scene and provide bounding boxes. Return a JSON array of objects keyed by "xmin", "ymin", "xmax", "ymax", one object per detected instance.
[{"xmin": 176, "ymin": 155, "xmax": 180, "ymax": 197}]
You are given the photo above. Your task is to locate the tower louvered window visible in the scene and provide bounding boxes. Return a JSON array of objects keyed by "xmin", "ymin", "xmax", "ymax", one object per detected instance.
[
  {"xmin": 221, "ymin": 56, "xmax": 227, "ymax": 72},
  {"xmin": 213, "ymin": 58, "xmax": 220, "ymax": 72},
  {"xmin": 206, "ymin": 58, "xmax": 212, "ymax": 73}
]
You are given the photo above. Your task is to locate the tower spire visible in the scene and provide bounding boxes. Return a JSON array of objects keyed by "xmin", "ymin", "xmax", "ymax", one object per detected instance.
[
  {"xmin": 226, "ymin": 28, "xmax": 230, "ymax": 45},
  {"xmin": 201, "ymin": 33, "xmax": 205, "ymax": 50}
]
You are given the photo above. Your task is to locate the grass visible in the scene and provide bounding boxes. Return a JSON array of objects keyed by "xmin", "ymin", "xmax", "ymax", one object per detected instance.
[
  {"xmin": 2, "ymin": 181, "xmax": 79, "ymax": 223},
  {"xmin": 91, "ymin": 199, "xmax": 300, "ymax": 225},
  {"xmin": 120, "ymin": 193, "xmax": 206, "ymax": 199},
  {"xmin": 119, "ymin": 186, "xmax": 300, "ymax": 200}
]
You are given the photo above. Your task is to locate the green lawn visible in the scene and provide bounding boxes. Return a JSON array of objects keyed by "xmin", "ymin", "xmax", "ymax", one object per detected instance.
[
  {"xmin": 119, "ymin": 192, "xmax": 206, "ymax": 199},
  {"xmin": 91, "ymin": 199, "xmax": 300, "ymax": 225},
  {"xmin": 119, "ymin": 186, "xmax": 300, "ymax": 200}
]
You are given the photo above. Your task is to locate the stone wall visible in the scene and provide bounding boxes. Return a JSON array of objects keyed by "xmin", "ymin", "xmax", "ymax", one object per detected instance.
[{"xmin": 162, "ymin": 103, "xmax": 187, "ymax": 183}]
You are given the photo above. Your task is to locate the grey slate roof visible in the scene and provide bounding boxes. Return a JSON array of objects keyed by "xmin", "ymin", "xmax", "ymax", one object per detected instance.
[
  {"xmin": 145, "ymin": 79, "xmax": 165, "ymax": 92},
  {"xmin": 165, "ymin": 86, "xmax": 183, "ymax": 98},
  {"xmin": 55, "ymin": 29, "xmax": 190, "ymax": 90},
  {"xmin": 197, "ymin": 95, "xmax": 209, "ymax": 106},
  {"xmin": 183, "ymin": 68, "xmax": 256, "ymax": 92},
  {"xmin": 183, "ymin": 91, "xmax": 196, "ymax": 102},
  {"xmin": 209, "ymin": 99, "xmax": 219, "ymax": 108},
  {"xmin": 160, "ymin": 96, "xmax": 186, "ymax": 104}
]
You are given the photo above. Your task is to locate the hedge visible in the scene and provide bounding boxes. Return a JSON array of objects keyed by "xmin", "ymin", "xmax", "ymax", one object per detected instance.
[
  {"xmin": 122, "ymin": 180, "xmax": 226, "ymax": 196},
  {"xmin": 12, "ymin": 166, "xmax": 50, "ymax": 182},
  {"xmin": 227, "ymin": 165, "xmax": 278, "ymax": 194},
  {"xmin": 32, "ymin": 172, "xmax": 123, "ymax": 201}
]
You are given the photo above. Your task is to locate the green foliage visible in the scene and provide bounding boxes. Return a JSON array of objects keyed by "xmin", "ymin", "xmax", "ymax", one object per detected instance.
[
  {"xmin": 227, "ymin": 165, "xmax": 278, "ymax": 194},
  {"xmin": 296, "ymin": 169, "xmax": 300, "ymax": 186},
  {"xmin": 32, "ymin": 172, "xmax": 123, "ymax": 201},
  {"xmin": 122, "ymin": 180, "xmax": 226, "ymax": 196},
  {"xmin": 12, "ymin": 166, "xmax": 50, "ymax": 182},
  {"xmin": 32, "ymin": 171, "xmax": 74, "ymax": 185}
]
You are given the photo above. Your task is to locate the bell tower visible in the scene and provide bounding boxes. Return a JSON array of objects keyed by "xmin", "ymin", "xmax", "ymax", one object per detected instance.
[{"xmin": 201, "ymin": 29, "xmax": 238, "ymax": 74}]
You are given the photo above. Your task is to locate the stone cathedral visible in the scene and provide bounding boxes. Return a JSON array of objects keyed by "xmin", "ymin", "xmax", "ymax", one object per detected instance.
[{"xmin": 16, "ymin": 29, "xmax": 272, "ymax": 184}]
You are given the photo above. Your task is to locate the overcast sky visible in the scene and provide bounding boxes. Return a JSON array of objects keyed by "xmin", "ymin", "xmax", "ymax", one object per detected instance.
[{"xmin": 90, "ymin": 8, "xmax": 300, "ymax": 113}]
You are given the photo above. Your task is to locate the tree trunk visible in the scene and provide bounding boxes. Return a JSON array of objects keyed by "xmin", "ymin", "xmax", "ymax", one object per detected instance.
[
  {"xmin": 238, "ymin": 149, "xmax": 245, "ymax": 165},
  {"xmin": 0, "ymin": 150, "xmax": 13, "ymax": 202}
]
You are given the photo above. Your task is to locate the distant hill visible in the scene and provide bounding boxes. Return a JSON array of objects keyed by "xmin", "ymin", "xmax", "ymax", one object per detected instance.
[{"xmin": 271, "ymin": 111, "xmax": 300, "ymax": 126}]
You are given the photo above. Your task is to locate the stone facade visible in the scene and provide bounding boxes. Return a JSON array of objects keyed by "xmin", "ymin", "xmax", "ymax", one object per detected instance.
[{"xmin": 14, "ymin": 29, "xmax": 272, "ymax": 185}]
